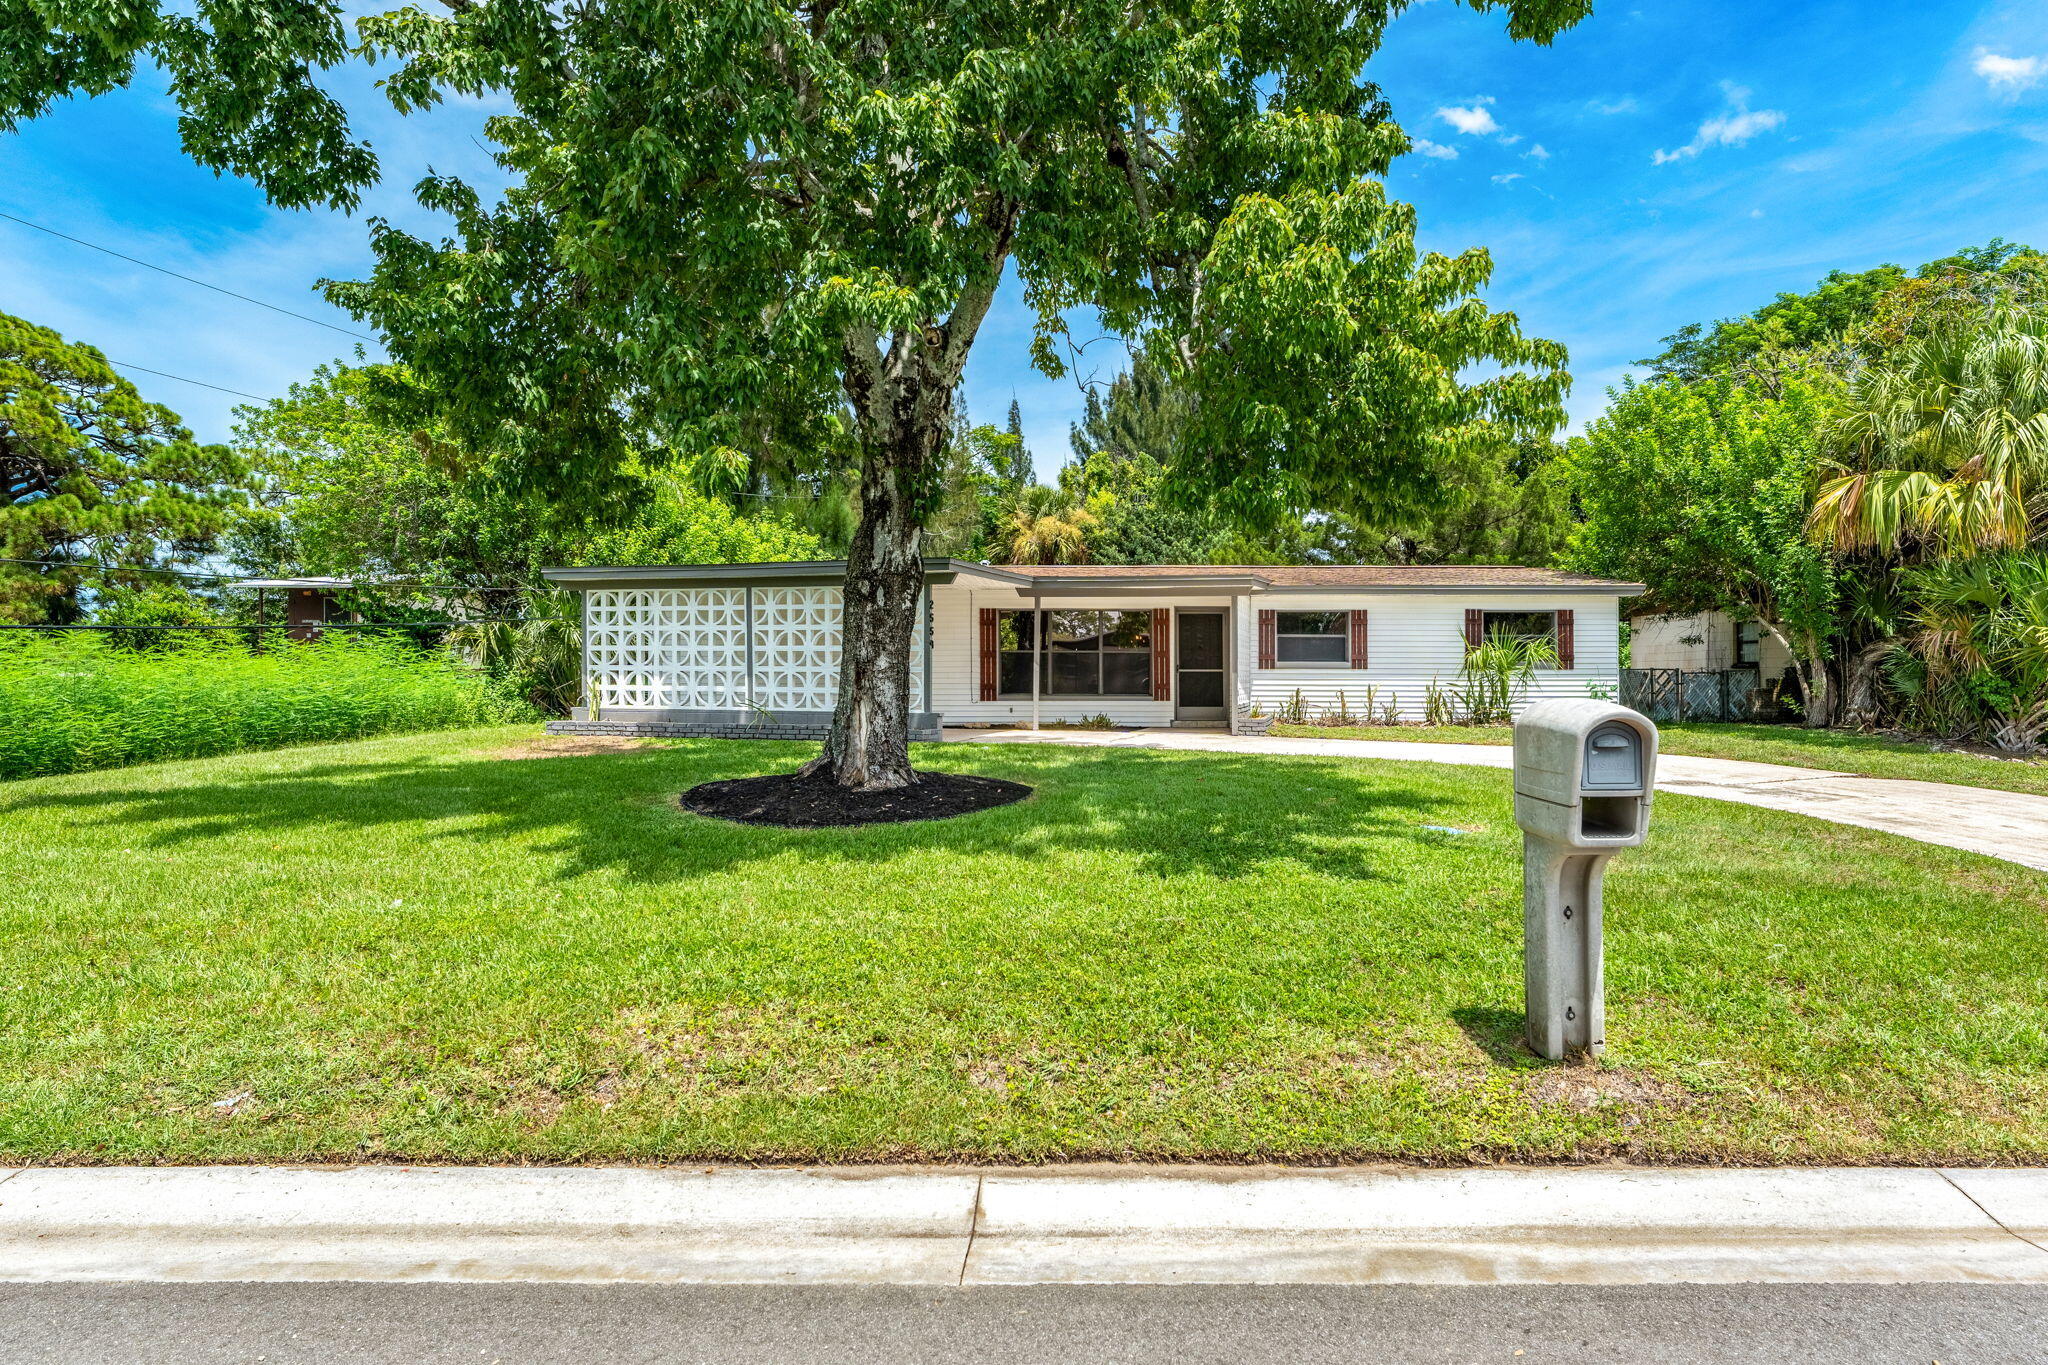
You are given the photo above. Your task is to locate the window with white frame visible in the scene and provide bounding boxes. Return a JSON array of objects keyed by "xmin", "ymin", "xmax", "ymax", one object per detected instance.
[{"xmin": 1276, "ymin": 611, "xmax": 1349, "ymax": 664}]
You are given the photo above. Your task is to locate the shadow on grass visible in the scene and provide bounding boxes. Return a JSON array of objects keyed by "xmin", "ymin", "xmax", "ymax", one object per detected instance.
[
  {"xmin": 4, "ymin": 737, "xmax": 1499, "ymax": 886},
  {"xmin": 1451, "ymin": 1004, "xmax": 1542, "ymax": 1069}
]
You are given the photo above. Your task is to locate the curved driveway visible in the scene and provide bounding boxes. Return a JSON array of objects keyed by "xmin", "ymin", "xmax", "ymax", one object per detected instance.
[{"xmin": 946, "ymin": 728, "xmax": 2048, "ymax": 875}]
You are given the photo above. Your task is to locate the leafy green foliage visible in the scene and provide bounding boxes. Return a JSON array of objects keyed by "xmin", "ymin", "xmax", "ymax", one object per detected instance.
[
  {"xmin": 1812, "ymin": 307, "xmax": 2048, "ymax": 558},
  {"xmin": 3, "ymin": 1, "xmax": 1588, "ymax": 783},
  {"xmin": 1456, "ymin": 628, "xmax": 1559, "ymax": 724},
  {"xmin": 576, "ymin": 477, "xmax": 825, "ymax": 567},
  {"xmin": 0, "ymin": 633, "xmax": 528, "ymax": 779},
  {"xmin": 1565, "ymin": 376, "xmax": 1840, "ymax": 718},
  {"xmin": 1638, "ymin": 239, "xmax": 2047, "ymax": 383},
  {"xmin": 1, "ymin": 310, "xmax": 254, "ymax": 622},
  {"xmin": 235, "ymin": 362, "xmax": 825, "ymax": 593},
  {"xmin": 1889, "ymin": 551, "xmax": 2048, "ymax": 751}
]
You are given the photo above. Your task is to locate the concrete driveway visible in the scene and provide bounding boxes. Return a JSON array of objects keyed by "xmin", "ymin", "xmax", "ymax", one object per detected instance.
[{"xmin": 945, "ymin": 728, "xmax": 2048, "ymax": 875}]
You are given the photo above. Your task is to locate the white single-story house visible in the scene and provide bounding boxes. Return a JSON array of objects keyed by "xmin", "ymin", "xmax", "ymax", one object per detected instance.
[
  {"xmin": 1628, "ymin": 609, "xmax": 1792, "ymax": 684},
  {"xmin": 541, "ymin": 560, "xmax": 1645, "ymax": 740}
]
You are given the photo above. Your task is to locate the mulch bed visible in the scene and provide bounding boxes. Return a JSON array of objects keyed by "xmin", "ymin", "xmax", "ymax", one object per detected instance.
[{"xmin": 680, "ymin": 768, "xmax": 1032, "ymax": 829}]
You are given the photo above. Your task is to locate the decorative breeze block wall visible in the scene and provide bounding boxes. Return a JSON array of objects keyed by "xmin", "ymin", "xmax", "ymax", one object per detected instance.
[{"xmin": 585, "ymin": 586, "xmax": 924, "ymax": 714}]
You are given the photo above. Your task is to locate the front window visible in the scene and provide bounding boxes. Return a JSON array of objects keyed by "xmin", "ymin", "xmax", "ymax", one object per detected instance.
[
  {"xmin": 1276, "ymin": 611, "xmax": 1348, "ymax": 664},
  {"xmin": 998, "ymin": 610, "xmax": 1153, "ymax": 696},
  {"xmin": 1736, "ymin": 621, "xmax": 1762, "ymax": 666},
  {"xmin": 1480, "ymin": 610, "xmax": 1557, "ymax": 651}
]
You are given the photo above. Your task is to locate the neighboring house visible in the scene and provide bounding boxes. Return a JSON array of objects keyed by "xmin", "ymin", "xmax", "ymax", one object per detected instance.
[
  {"xmin": 229, "ymin": 576, "xmax": 362, "ymax": 640},
  {"xmin": 1628, "ymin": 610, "xmax": 1792, "ymax": 684},
  {"xmin": 541, "ymin": 561, "xmax": 1643, "ymax": 739}
]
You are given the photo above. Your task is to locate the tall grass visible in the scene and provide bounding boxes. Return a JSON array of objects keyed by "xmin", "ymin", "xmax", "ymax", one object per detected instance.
[{"xmin": 0, "ymin": 633, "xmax": 533, "ymax": 779}]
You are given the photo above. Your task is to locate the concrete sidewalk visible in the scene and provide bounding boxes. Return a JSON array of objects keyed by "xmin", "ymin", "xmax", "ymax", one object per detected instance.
[
  {"xmin": 3, "ymin": 1166, "xmax": 2045, "ymax": 1286},
  {"xmin": 947, "ymin": 727, "xmax": 2048, "ymax": 874}
]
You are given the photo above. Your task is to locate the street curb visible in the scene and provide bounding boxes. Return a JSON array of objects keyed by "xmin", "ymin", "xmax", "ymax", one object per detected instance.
[{"xmin": 2, "ymin": 1166, "xmax": 2046, "ymax": 1286}]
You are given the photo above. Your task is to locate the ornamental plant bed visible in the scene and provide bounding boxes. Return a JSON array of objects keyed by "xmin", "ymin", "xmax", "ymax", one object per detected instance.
[{"xmin": 681, "ymin": 768, "xmax": 1031, "ymax": 828}]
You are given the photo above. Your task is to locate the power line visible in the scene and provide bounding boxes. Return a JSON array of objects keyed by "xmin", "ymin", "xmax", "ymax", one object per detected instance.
[
  {"xmin": 102, "ymin": 359, "xmax": 268, "ymax": 402},
  {"xmin": 0, "ymin": 208, "xmax": 376, "ymax": 342}
]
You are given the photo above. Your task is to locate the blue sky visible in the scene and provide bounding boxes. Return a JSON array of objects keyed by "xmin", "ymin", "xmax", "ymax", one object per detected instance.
[{"xmin": 6, "ymin": 0, "xmax": 2048, "ymax": 476}]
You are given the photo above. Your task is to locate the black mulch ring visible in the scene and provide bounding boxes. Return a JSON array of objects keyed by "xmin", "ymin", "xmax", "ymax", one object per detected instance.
[{"xmin": 680, "ymin": 768, "xmax": 1033, "ymax": 829}]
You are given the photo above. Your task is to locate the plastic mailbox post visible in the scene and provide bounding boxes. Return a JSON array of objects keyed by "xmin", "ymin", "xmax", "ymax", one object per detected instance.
[{"xmin": 1511, "ymin": 699, "xmax": 1660, "ymax": 1060}]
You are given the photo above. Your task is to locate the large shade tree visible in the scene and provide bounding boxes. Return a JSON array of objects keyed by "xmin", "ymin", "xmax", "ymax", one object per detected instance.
[
  {"xmin": 5, "ymin": 0, "xmax": 1581, "ymax": 789},
  {"xmin": 1, "ymin": 310, "xmax": 251, "ymax": 622}
]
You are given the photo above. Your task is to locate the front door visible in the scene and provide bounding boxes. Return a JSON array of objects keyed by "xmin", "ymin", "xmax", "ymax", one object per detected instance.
[{"xmin": 1175, "ymin": 610, "xmax": 1227, "ymax": 721}]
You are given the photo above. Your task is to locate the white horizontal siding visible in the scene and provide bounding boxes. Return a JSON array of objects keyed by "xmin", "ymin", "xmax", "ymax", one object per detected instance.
[{"xmin": 1237, "ymin": 593, "xmax": 1624, "ymax": 724}]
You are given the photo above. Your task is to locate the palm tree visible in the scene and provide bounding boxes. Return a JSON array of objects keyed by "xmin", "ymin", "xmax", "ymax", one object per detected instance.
[
  {"xmin": 999, "ymin": 485, "xmax": 1098, "ymax": 565},
  {"xmin": 1892, "ymin": 551, "xmax": 2048, "ymax": 751},
  {"xmin": 1810, "ymin": 307, "xmax": 2048, "ymax": 557}
]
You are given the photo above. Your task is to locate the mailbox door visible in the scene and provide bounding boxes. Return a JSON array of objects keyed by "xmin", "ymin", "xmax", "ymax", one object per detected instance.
[{"xmin": 1582, "ymin": 722, "xmax": 1642, "ymax": 791}]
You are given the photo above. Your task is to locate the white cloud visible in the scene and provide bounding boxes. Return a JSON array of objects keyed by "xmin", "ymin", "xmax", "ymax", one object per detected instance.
[
  {"xmin": 1974, "ymin": 50, "xmax": 2046, "ymax": 95},
  {"xmin": 1590, "ymin": 97, "xmax": 1638, "ymax": 116},
  {"xmin": 1437, "ymin": 100, "xmax": 1502, "ymax": 137},
  {"xmin": 1526, "ymin": 143, "xmax": 1551, "ymax": 161},
  {"xmin": 1654, "ymin": 84, "xmax": 1786, "ymax": 164},
  {"xmin": 1491, "ymin": 172, "xmax": 1524, "ymax": 185},
  {"xmin": 1410, "ymin": 137, "xmax": 1459, "ymax": 160}
]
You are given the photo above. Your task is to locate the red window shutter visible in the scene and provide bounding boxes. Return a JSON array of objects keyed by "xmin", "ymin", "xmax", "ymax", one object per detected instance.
[
  {"xmin": 1257, "ymin": 609, "xmax": 1277, "ymax": 670},
  {"xmin": 1556, "ymin": 609, "xmax": 1576, "ymax": 670},
  {"xmin": 1151, "ymin": 609, "xmax": 1172, "ymax": 701},
  {"xmin": 1349, "ymin": 610, "xmax": 1368, "ymax": 669},
  {"xmin": 978, "ymin": 608, "xmax": 999, "ymax": 700},
  {"xmin": 1464, "ymin": 608, "xmax": 1484, "ymax": 651}
]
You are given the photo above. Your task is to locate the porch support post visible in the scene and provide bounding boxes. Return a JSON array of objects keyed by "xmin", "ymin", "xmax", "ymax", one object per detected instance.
[{"xmin": 1030, "ymin": 592, "xmax": 1041, "ymax": 732}]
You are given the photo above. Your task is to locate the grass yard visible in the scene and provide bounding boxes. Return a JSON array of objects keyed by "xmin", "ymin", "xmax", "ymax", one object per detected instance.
[
  {"xmin": 4, "ymin": 724, "xmax": 2045, "ymax": 1166},
  {"xmin": 1271, "ymin": 720, "xmax": 2048, "ymax": 797}
]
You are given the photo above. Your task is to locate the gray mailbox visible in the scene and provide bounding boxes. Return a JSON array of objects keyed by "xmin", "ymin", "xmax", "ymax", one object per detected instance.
[{"xmin": 1512, "ymin": 700, "xmax": 1659, "ymax": 1060}]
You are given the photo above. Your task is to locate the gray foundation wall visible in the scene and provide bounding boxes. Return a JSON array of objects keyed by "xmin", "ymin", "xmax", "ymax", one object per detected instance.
[{"xmin": 550, "ymin": 707, "xmax": 943, "ymax": 743}]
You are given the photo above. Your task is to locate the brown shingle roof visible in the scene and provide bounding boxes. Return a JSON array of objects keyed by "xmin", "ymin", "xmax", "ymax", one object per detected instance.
[{"xmin": 987, "ymin": 564, "xmax": 1641, "ymax": 590}]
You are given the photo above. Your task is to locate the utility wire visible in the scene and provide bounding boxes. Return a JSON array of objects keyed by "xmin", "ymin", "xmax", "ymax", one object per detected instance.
[
  {"xmin": 102, "ymin": 359, "xmax": 268, "ymax": 402},
  {"xmin": 0, "ymin": 209, "xmax": 376, "ymax": 342}
]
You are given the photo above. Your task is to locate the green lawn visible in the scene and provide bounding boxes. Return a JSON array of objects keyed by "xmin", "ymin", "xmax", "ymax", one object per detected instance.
[
  {"xmin": 5, "ymin": 724, "xmax": 2045, "ymax": 1165},
  {"xmin": 1271, "ymin": 721, "xmax": 2048, "ymax": 797}
]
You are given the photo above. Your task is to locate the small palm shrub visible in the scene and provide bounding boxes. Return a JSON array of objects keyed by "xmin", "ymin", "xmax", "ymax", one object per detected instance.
[
  {"xmin": 1455, "ymin": 630, "xmax": 1559, "ymax": 725},
  {"xmin": 0, "ymin": 632, "xmax": 533, "ymax": 779}
]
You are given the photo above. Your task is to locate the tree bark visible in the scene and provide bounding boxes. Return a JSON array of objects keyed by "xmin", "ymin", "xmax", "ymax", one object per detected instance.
[
  {"xmin": 1839, "ymin": 637, "xmax": 1898, "ymax": 730},
  {"xmin": 810, "ymin": 423, "xmax": 935, "ymax": 791},
  {"xmin": 808, "ymin": 210, "xmax": 1019, "ymax": 790}
]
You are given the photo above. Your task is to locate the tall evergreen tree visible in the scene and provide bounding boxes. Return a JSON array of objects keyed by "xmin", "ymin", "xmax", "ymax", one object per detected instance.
[{"xmin": 1, "ymin": 311, "xmax": 252, "ymax": 622}]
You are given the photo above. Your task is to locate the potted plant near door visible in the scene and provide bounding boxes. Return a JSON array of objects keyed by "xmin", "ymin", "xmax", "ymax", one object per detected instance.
[{"xmin": 1237, "ymin": 702, "xmax": 1274, "ymax": 735}]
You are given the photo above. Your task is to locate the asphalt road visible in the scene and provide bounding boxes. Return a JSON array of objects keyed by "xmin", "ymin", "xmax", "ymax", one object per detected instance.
[{"xmin": 3, "ymin": 1283, "xmax": 2045, "ymax": 1364}]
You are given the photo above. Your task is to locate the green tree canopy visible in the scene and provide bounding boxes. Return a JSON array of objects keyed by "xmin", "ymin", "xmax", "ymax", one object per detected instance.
[
  {"xmin": 234, "ymin": 363, "xmax": 823, "ymax": 595},
  {"xmin": 5, "ymin": 1, "xmax": 1586, "ymax": 786},
  {"xmin": 1, "ymin": 310, "xmax": 251, "ymax": 622},
  {"xmin": 1638, "ymin": 240, "xmax": 2047, "ymax": 383},
  {"xmin": 1565, "ymin": 376, "xmax": 1841, "ymax": 723}
]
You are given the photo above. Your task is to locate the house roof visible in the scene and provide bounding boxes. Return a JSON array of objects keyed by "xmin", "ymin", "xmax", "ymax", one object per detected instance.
[
  {"xmin": 984, "ymin": 564, "xmax": 1642, "ymax": 591},
  {"xmin": 543, "ymin": 560, "xmax": 1643, "ymax": 595}
]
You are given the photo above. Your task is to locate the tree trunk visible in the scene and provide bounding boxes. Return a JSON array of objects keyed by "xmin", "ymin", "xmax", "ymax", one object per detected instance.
[
  {"xmin": 1839, "ymin": 638, "xmax": 1898, "ymax": 730},
  {"xmin": 810, "ymin": 432, "xmax": 930, "ymax": 791},
  {"xmin": 810, "ymin": 342, "xmax": 969, "ymax": 790}
]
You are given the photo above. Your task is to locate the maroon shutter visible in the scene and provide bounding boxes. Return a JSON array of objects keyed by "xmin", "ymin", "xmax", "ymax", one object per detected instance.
[
  {"xmin": 1464, "ymin": 608, "xmax": 1484, "ymax": 651},
  {"xmin": 1349, "ymin": 610, "xmax": 1368, "ymax": 669},
  {"xmin": 1151, "ymin": 609, "xmax": 1172, "ymax": 701},
  {"xmin": 1556, "ymin": 609, "xmax": 1576, "ymax": 670},
  {"xmin": 1257, "ymin": 609, "xmax": 1277, "ymax": 670},
  {"xmin": 978, "ymin": 608, "xmax": 999, "ymax": 700}
]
